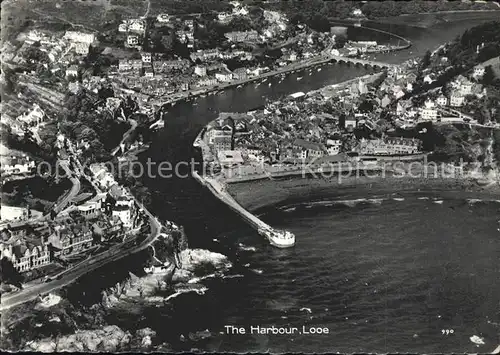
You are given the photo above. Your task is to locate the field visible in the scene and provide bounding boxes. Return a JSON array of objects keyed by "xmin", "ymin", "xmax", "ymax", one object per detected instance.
[
  {"xmin": 375, "ymin": 10, "xmax": 500, "ymax": 28},
  {"xmin": 1, "ymin": 0, "xmax": 148, "ymax": 40}
]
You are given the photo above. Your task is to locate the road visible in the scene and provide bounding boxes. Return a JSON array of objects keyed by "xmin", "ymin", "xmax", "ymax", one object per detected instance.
[
  {"xmin": 52, "ymin": 159, "xmax": 81, "ymax": 214},
  {"xmin": 112, "ymin": 118, "xmax": 138, "ymax": 156},
  {"xmin": 0, "ymin": 211, "xmax": 162, "ymax": 311},
  {"xmin": 0, "ymin": 139, "xmax": 165, "ymax": 311}
]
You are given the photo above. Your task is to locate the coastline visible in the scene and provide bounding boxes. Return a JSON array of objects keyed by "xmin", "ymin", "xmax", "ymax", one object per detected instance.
[{"xmin": 227, "ymin": 175, "xmax": 500, "ymax": 212}]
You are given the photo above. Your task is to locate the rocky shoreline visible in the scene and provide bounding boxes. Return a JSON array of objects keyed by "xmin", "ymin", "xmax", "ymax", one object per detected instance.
[{"xmin": 2, "ymin": 248, "xmax": 231, "ymax": 353}]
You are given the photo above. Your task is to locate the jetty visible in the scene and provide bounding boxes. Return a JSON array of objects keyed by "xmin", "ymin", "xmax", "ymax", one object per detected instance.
[{"xmin": 192, "ymin": 170, "xmax": 294, "ymax": 247}]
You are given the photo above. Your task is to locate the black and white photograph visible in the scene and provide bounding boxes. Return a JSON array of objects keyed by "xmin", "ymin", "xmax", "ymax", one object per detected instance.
[{"xmin": 1, "ymin": 0, "xmax": 500, "ymax": 353}]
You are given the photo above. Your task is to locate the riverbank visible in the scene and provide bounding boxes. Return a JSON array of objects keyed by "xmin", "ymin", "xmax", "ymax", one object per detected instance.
[
  {"xmin": 374, "ymin": 10, "xmax": 500, "ymax": 28},
  {"xmin": 227, "ymin": 174, "xmax": 500, "ymax": 212},
  {"xmin": 154, "ymin": 53, "xmax": 393, "ymax": 109}
]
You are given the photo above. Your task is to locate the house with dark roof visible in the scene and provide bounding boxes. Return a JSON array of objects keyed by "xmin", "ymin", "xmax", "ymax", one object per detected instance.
[{"xmin": 292, "ymin": 139, "xmax": 326, "ymax": 160}]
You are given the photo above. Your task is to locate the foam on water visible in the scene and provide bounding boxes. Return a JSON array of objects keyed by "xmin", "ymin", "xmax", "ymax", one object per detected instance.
[{"xmin": 238, "ymin": 243, "xmax": 257, "ymax": 252}]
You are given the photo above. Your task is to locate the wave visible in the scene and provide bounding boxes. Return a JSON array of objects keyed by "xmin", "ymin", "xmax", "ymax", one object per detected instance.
[
  {"xmin": 392, "ymin": 197, "xmax": 405, "ymax": 202},
  {"xmin": 163, "ymin": 286, "xmax": 209, "ymax": 302},
  {"xmin": 467, "ymin": 198, "xmax": 500, "ymax": 205},
  {"xmin": 187, "ymin": 273, "xmax": 217, "ymax": 284},
  {"xmin": 223, "ymin": 274, "xmax": 244, "ymax": 279},
  {"xmin": 290, "ymin": 198, "xmax": 387, "ymax": 209},
  {"xmin": 368, "ymin": 198, "xmax": 384, "ymax": 205},
  {"xmin": 251, "ymin": 269, "xmax": 263, "ymax": 274},
  {"xmin": 417, "ymin": 197, "xmax": 429, "ymax": 200},
  {"xmin": 433, "ymin": 200, "xmax": 444, "ymax": 204}
]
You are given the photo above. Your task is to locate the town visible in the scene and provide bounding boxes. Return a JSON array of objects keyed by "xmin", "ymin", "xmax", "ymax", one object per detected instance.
[
  {"xmin": 200, "ymin": 48, "xmax": 500, "ymax": 181},
  {"xmin": 1, "ymin": 0, "xmax": 500, "ymax": 305}
]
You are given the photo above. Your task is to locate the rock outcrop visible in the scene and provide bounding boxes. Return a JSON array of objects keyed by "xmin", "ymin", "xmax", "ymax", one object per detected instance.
[
  {"xmin": 177, "ymin": 248, "xmax": 231, "ymax": 273},
  {"xmin": 24, "ymin": 325, "xmax": 132, "ymax": 352}
]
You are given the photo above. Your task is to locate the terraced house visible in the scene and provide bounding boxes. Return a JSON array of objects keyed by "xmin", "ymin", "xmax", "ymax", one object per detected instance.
[
  {"xmin": 357, "ymin": 137, "xmax": 421, "ymax": 156},
  {"xmin": 48, "ymin": 222, "xmax": 93, "ymax": 256},
  {"xmin": 0, "ymin": 242, "xmax": 51, "ymax": 273}
]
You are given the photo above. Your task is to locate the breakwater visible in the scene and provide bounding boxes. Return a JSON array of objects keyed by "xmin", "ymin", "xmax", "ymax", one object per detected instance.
[{"xmin": 192, "ymin": 171, "xmax": 291, "ymax": 245}]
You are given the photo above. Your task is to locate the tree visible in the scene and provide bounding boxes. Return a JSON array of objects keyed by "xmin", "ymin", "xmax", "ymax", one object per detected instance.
[
  {"xmin": 421, "ymin": 50, "xmax": 431, "ymax": 70},
  {"xmin": 0, "ymin": 257, "xmax": 24, "ymax": 288},
  {"xmin": 482, "ymin": 65, "xmax": 496, "ymax": 86}
]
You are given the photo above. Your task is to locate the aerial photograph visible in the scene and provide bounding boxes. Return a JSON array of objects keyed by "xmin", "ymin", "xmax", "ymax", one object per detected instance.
[{"xmin": 0, "ymin": 0, "xmax": 499, "ymax": 353}]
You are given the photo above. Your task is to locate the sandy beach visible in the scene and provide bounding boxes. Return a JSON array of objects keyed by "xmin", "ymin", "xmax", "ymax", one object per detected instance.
[{"xmin": 227, "ymin": 175, "xmax": 500, "ymax": 212}]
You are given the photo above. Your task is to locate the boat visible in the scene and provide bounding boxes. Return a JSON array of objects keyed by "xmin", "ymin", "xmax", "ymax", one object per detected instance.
[
  {"xmin": 258, "ymin": 228, "xmax": 295, "ymax": 248},
  {"xmin": 268, "ymin": 83, "xmax": 272, "ymax": 87},
  {"xmin": 262, "ymin": 78, "xmax": 268, "ymax": 83},
  {"xmin": 297, "ymin": 76, "xmax": 303, "ymax": 81},
  {"xmin": 149, "ymin": 119, "xmax": 164, "ymax": 130},
  {"xmin": 317, "ymin": 68, "xmax": 322, "ymax": 72},
  {"xmin": 237, "ymin": 84, "xmax": 242, "ymax": 88}
]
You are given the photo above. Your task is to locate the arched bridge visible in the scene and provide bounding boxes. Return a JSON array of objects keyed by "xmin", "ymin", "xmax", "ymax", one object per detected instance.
[{"xmin": 327, "ymin": 55, "xmax": 398, "ymax": 70}]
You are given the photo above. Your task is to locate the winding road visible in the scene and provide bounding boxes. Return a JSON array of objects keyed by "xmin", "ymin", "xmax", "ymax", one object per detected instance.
[{"xmin": 0, "ymin": 211, "xmax": 162, "ymax": 311}]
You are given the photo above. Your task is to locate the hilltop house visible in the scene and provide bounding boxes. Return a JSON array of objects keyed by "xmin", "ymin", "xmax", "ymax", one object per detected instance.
[
  {"xmin": 472, "ymin": 65, "xmax": 485, "ymax": 79},
  {"xmin": 450, "ymin": 91, "xmax": 465, "ymax": 107}
]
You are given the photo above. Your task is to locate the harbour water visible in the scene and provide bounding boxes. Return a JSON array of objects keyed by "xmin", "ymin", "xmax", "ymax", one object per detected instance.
[
  {"xmin": 66, "ymin": 192, "xmax": 500, "ymax": 353},
  {"xmin": 12, "ymin": 12, "xmax": 500, "ymax": 353}
]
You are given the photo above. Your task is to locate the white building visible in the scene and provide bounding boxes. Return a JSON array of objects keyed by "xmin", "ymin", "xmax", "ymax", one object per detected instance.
[
  {"xmin": 423, "ymin": 75, "xmax": 434, "ymax": 84},
  {"xmin": 450, "ymin": 93, "xmax": 465, "ymax": 107},
  {"xmin": 0, "ymin": 205, "xmax": 29, "ymax": 221},
  {"xmin": 218, "ymin": 12, "xmax": 232, "ymax": 23},
  {"xmin": 424, "ymin": 99, "xmax": 435, "ymax": 109},
  {"xmin": 215, "ymin": 72, "xmax": 233, "ymax": 82},
  {"xmin": 194, "ymin": 65, "xmax": 207, "ymax": 77},
  {"xmin": 473, "ymin": 65, "xmax": 485, "ymax": 79},
  {"xmin": 129, "ymin": 19, "xmax": 146, "ymax": 33},
  {"xmin": 118, "ymin": 23, "xmax": 128, "ymax": 32},
  {"xmin": 141, "ymin": 52, "xmax": 152, "ymax": 62},
  {"xmin": 127, "ymin": 35, "xmax": 139, "ymax": 46},
  {"xmin": 112, "ymin": 207, "xmax": 132, "ymax": 228},
  {"xmin": 352, "ymin": 9, "xmax": 363, "ymax": 16},
  {"xmin": 326, "ymin": 139, "xmax": 342, "ymax": 155},
  {"xmin": 421, "ymin": 108, "xmax": 438, "ymax": 121},
  {"xmin": 64, "ymin": 31, "xmax": 95, "ymax": 44},
  {"xmin": 74, "ymin": 42, "xmax": 90, "ymax": 55},
  {"xmin": 344, "ymin": 118, "xmax": 357, "ymax": 129},
  {"xmin": 65, "ymin": 65, "xmax": 79, "ymax": 78},
  {"xmin": 157, "ymin": 13, "xmax": 170, "ymax": 23}
]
